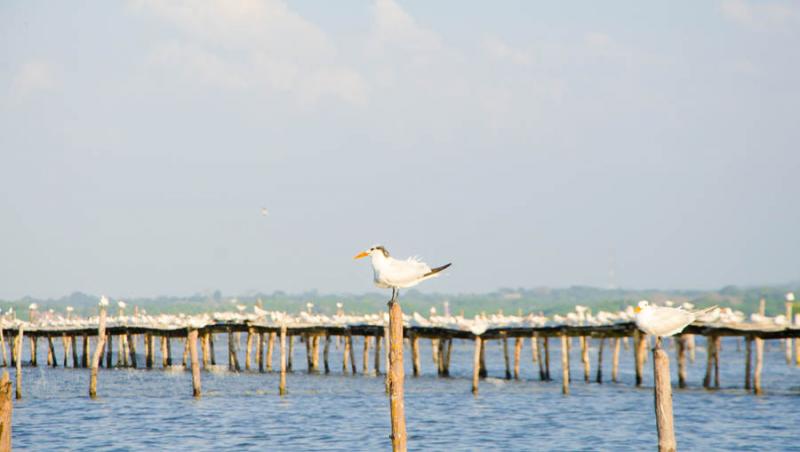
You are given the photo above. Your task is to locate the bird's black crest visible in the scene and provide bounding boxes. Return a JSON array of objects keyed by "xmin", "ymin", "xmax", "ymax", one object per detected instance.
[{"xmin": 371, "ymin": 245, "xmax": 390, "ymax": 257}]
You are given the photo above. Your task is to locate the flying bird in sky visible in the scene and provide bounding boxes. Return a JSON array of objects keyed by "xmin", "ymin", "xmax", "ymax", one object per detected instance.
[{"xmin": 354, "ymin": 245, "xmax": 451, "ymax": 301}]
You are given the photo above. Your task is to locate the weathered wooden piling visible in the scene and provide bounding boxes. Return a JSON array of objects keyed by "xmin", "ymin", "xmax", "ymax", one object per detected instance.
[
  {"xmin": 753, "ymin": 336, "xmax": 764, "ymax": 395},
  {"xmin": 14, "ymin": 327, "xmax": 22, "ymax": 400},
  {"xmin": 744, "ymin": 336, "xmax": 752, "ymax": 390},
  {"xmin": 47, "ymin": 337, "xmax": 57, "ymax": 368},
  {"xmin": 245, "ymin": 328, "xmax": 254, "ymax": 371},
  {"xmin": 82, "ymin": 334, "xmax": 89, "ymax": 368},
  {"xmin": 703, "ymin": 335, "xmax": 713, "ymax": 389},
  {"xmin": 503, "ymin": 336, "xmax": 511, "ymax": 380},
  {"xmin": 182, "ymin": 337, "xmax": 189, "ymax": 367},
  {"xmin": 785, "ymin": 302, "xmax": 793, "ymax": 365},
  {"xmin": 188, "ymin": 329, "xmax": 201, "ymax": 398},
  {"xmin": 534, "ymin": 335, "xmax": 545, "ymax": 380},
  {"xmin": 127, "ymin": 332, "xmax": 137, "ymax": 368},
  {"xmin": 374, "ymin": 335, "xmax": 382, "ymax": 375},
  {"xmin": 312, "ymin": 335, "xmax": 320, "ymax": 372},
  {"xmin": 387, "ymin": 300, "xmax": 407, "ymax": 452},
  {"xmin": 267, "ymin": 332, "xmax": 275, "ymax": 371},
  {"xmin": 513, "ymin": 337, "xmax": 522, "ymax": 380},
  {"xmin": 611, "ymin": 337, "xmax": 620, "ymax": 383},
  {"xmin": 287, "ymin": 335, "xmax": 294, "ymax": 372},
  {"xmin": 106, "ymin": 334, "xmax": 113, "ymax": 368},
  {"xmin": 0, "ymin": 329, "xmax": 7, "ymax": 368},
  {"xmin": 363, "ymin": 335, "xmax": 370, "ymax": 374},
  {"xmin": 411, "ymin": 335, "xmax": 420, "ymax": 377},
  {"xmin": 653, "ymin": 339, "xmax": 676, "ymax": 452},
  {"xmin": 228, "ymin": 329, "xmax": 240, "ymax": 372},
  {"xmin": 209, "ymin": 333, "xmax": 216, "ymax": 366},
  {"xmin": 543, "ymin": 336, "xmax": 550, "ymax": 380},
  {"xmin": 348, "ymin": 333, "xmax": 357, "ymax": 374},
  {"xmin": 89, "ymin": 305, "xmax": 107, "ymax": 399},
  {"xmin": 634, "ymin": 330, "xmax": 647, "ymax": 386},
  {"xmin": 0, "ymin": 371, "xmax": 11, "ymax": 450},
  {"xmin": 385, "ymin": 326, "xmax": 391, "ymax": 392},
  {"xmin": 279, "ymin": 325, "xmax": 287, "ymax": 396},
  {"xmin": 323, "ymin": 333, "xmax": 330, "ymax": 374},
  {"xmin": 561, "ymin": 334, "xmax": 569, "ymax": 394},
  {"xmin": 29, "ymin": 337, "xmax": 37, "ymax": 367},
  {"xmin": 581, "ymin": 336, "xmax": 591, "ymax": 383},
  {"xmin": 161, "ymin": 336, "xmax": 168, "ymax": 368},
  {"xmin": 145, "ymin": 334, "xmax": 154, "ymax": 369},
  {"xmin": 479, "ymin": 338, "xmax": 487, "ymax": 378},
  {"xmin": 71, "ymin": 335, "xmax": 78, "ymax": 368},
  {"xmin": 595, "ymin": 337, "xmax": 605, "ymax": 383},
  {"xmin": 472, "ymin": 336, "xmax": 482, "ymax": 395},
  {"xmin": 676, "ymin": 335, "xmax": 687, "ymax": 388},
  {"xmin": 342, "ymin": 332, "xmax": 351, "ymax": 373},
  {"xmin": 257, "ymin": 332, "xmax": 264, "ymax": 373}
]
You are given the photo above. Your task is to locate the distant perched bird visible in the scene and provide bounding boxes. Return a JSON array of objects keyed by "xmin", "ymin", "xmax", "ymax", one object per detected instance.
[
  {"xmin": 354, "ymin": 245, "xmax": 450, "ymax": 300},
  {"xmin": 634, "ymin": 300, "xmax": 717, "ymax": 337},
  {"xmin": 261, "ymin": 207, "xmax": 269, "ymax": 216}
]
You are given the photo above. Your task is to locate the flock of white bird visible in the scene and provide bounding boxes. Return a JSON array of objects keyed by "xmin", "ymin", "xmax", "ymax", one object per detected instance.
[{"xmin": 1, "ymin": 297, "xmax": 795, "ymax": 338}]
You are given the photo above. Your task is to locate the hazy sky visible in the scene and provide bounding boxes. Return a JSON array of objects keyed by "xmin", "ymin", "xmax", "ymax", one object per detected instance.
[{"xmin": 1, "ymin": 1, "xmax": 799, "ymax": 299}]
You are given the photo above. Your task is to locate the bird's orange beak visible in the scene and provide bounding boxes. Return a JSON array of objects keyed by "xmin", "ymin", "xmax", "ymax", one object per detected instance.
[
  {"xmin": 634, "ymin": 306, "xmax": 641, "ymax": 313},
  {"xmin": 354, "ymin": 251, "xmax": 369, "ymax": 259}
]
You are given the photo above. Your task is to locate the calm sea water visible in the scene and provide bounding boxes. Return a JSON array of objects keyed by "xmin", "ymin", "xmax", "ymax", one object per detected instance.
[{"xmin": 10, "ymin": 335, "xmax": 800, "ymax": 451}]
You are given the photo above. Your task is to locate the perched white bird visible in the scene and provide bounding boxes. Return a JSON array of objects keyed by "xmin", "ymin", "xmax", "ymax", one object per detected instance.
[
  {"xmin": 99, "ymin": 296, "xmax": 110, "ymax": 307},
  {"xmin": 634, "ymin": 300, "xmax": 717, "ymax": 337},
  {"xmin": 354, "ymin": 245, "xmax": 451, "ymax": 300},
  {"xmin": 261, "ymin": 207, "xmax": 269, "ymax": 216}
]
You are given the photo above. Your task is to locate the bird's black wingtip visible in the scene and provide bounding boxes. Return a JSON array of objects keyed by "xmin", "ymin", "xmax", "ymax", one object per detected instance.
[{"xmin": 425, "ymin": 263, "xmax": 452, "ymax": 277}]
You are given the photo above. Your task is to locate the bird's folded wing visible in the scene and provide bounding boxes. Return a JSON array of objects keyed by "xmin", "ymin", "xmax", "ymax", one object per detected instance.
[
  {"xmin": 383, "ymin": 258, "xmax": 432, "ymax": 285},
  {"xmin": 652, "ymin": 308, "xmax": 694, "ymax": 334}
]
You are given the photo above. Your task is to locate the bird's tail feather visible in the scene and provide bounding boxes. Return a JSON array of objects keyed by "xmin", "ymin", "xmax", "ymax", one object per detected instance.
[
  {"xmin": 423, "ymin": 263, "xmax": 451, "ymax": 278},
  {"xmin": 692, "ymin": 305, "xmax": 718, "ymax": 316}
]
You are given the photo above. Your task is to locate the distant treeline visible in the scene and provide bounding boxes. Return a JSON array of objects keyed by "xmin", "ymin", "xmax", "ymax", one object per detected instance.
[{"xmin": 1, "ymin": 285, "xmax": 798, "ymax": 321}]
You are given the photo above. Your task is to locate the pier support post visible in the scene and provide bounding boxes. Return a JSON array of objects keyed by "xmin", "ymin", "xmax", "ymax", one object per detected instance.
[
  {"xmin": 612, "ymin": 337, "xmax": 620, "ymax": 383},
  {"xmin": 634, "ymin": 330, "xmax": 646, "ymax": 386},
  {"xmin": 472, "ymin": 336, "xmax": 482, "ymax": 395},
  {"xmin": 596, "ymin": 337, "xmax": 605, "ymax": 383},
  {"xmin": 106, "ymin": 334, "xmax": 113, "ymax": 368},
  {"xmin": 245, "ymin": 328, "xmax": 253, "ymax": 371},
  {"xmin": 342, "ymin": 331, "xmax": 351, "ymax": 373},
  {"xmin": 503, "ymin": 336, "xmax": 511, "ymax": 380},
  {"xmin": 676, "ymin": 334, "xmax": 687, "ymax": 388},
  {"xmin": 209, "ymin": 333, "xmax": 216, "ymax": 366},
  {"xmin": 127, "ymin": 333, "xmax": 137, "ymax": 369},
  {"xmin": 411, "ymin": 335, "xmax": 420, "ymax": 377},
  {"xmin": 14, "ymin": 328, "xmax": 23, "ymax": 400},
  {"xmin": 387, "ymin": 300, "xmax": 407, "ymax": 452},
  {"xmin": 279, "ymin": 325, "xmax": 287, "ymax": 396},
  {"xmin": 653, "ymin": 338, "xmax": 677, "ymax": 452},
  {"xmin": 89, "ymin": 305, "xmax": 107, "ymax": 399},
  {"xmin": 535, "ymin": 335, "xmax": 545, "ymax": 380},
  {"xmin": 581, "ymin": 336, "xmax": 591, "ymax": 383},
  {"xmin": 479, "ymin": 338, "xmax": 487, "ymax": 378},
  {"xmin": 323, "ymin": 333, "xmax": 330, "ymax": 374},
  {"xmin": 561, "ymin": 334, "xmax": 570, "ymax": 395},
  {"xmin": 266, "ymin": 332, "xmax": 275, "ymax": 372},
  {"xmin": 287, "ymin": 335, "xmax": 293, "ymax": 372},
  {"xmin": 82, "ymin": 334, "xmax": 89, "ymax": 368},
  {"xmin": 513, "ymin": 337, "xmax": 522, "ymax": 380},
  {"xmin": 375, "ymin": 335, "xmax": 382, "ymax": 375},
  {"xmin": 257, "ymin": 332, "xmax": 264, "ymax": 373},
  {"xmin": 544, "ymin": 336, "xmax": 550, "ymax": 380},
  {"xmin": 189, "ymin": 329, "xmax": 201, "ymax": 398},
  {"xmin": 0, "ymin": 371, "xmax": 11, "ymax": 450},
  {"xmin": 753, "ymin": 336, "xmax": 763, "ymax": 395},
  {"xmin": 744, "ymin": 336, "xmax": 752, "ymax": 390},
  {"xmin": 348, "ymin": 333, "xmax": 357, "ymax": 374},
  {"xmin": 48, "ymin": 337, "xmax": 57, "ymax": 368},
  {"xmin": 785, "ymin": 302, "xmax": 793, "ymax": 365}
]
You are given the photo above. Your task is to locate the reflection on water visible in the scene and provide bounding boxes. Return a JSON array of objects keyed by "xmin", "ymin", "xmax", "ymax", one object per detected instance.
[{"xmin": 11, "ymin": 336, "xmax": 800, "ymax": 451}]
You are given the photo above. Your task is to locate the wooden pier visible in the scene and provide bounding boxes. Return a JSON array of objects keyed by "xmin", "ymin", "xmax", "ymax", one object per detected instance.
[{"xmin": 2, "ymin": 314, "xmax": 799, "ymax": 399}]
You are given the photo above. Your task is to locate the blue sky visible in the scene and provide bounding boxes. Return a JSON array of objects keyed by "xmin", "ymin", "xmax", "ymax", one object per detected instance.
[{"xmin": 1, "ymin": 1, "xmax": 798, "ymax": 299}]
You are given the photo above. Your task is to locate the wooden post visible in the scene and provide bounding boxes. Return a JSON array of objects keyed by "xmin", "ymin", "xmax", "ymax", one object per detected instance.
[
  {"xmin": 676, "ymin": 334, "xmax": 687, "ymax": 389},
  {"xmin": 503, "ymin": 336, "xmax": 511, "ymax": 380},
  {"xmin": 431, "ymin": 338, "xmax": 439, "ymax": 369},
  {"xmin": 411, "ymin": 335, "xmax": 420, "ymax": 377},
  {"xmin": 744, "ymin": 336, "xmax": 752, "ymax": 390},
  {"xmin": 305, "ymin": 334, "xmax": 313, "ymax": 373},
  {"xmin": 611, "ymin": 337, "xmax": 620, "ymax": 383},
  {"xmin": 287, "ymin": 335, "xmax": 293, "ymax": 372},
  {"xmin": 14, "ymin": 327, "xmax": 23, "ymax": 400},
  {"xmin": 106, "ymin": 334, "xmax": 113, "ymax": 368},
  {"xmin": 189, "ymin": 329, "xmax": 201, "ymax": 398},
  {"xmin": 279, "ymin": 325, "xmax": 287, "ymax": 396},
  {"xmin": 82, "ymin": 334, "xmax": 89, "ymax": 368},
  {"xmin": 29, "ymin": 337, "xmax": 37, "ymax": 367},
  {"xmin": 653, "ymin": 338, "xmax": 677, "ymax": 452},
  {"xmin": 561, "ymin": 334, "xmax": 569, "ymax": 394},
  {"xmin": 596, "ymin": 337, "xmax": 605, "ymax": 383},
  {"xmin": 72, "ymin": 335, "xmax": 78, "ymax": 368},
  {"xmin": 385, "ymin": 326, "xmax": 391, "ymax": 391},
  {"xmin": 146, "ymin": 334, "xmax": 155, "ymax": 369},
  {"xmin": 363, "ymin": 335, "xmax": 370, "ymax": 374},
  {"xmin": 703, "ymin": 335, "xmax": 713, "ymax": 389},
  {"xmin": 61, "ymin": 334, "xmax": 68, "ymax": 368},
  {"xmin": 245, "ymin": 328, "xmax": 253, "ymax": 371},
  {"xmin": 200, "ymin": 333, "xmax": 208, "ymax": 369},
  {"xmin": 753, "ymin": 335, "xmax": 764, "ymax": 395},
  {"xmin": 713, "ymin": 336, "xmax": 720, "ymax": 388},
  {"xmin": 166, "ymin": 336, "xmax": 173, "ymax": 367},
  {"xmin": 0, "ymin": 371, "xmax": 11, "ymax": 450},
  {"xmin": 348, "ymin": 334, "xmax": 357, "ymax": 374},
  {"xmin": 387, "ymin": 300, "xmax": 407, "ymax": 452},
  {"xmin": 535, "ymin": 335, "xmax": 545, "ymax": 380},
  {"xmin": 162, "ymin": 336, "xmax": 169, "ymax": 368},
  {"xmin": 374, "ymin": 335, "xmax": 382, "ymax": 375},
  {"xmin": 342, "ymin": 331, "xmax": 351, "ymax": 373},
  {"xmin": 472, "ymin": 336, "xmax": 482, "ymax": 395},
  {"xmin": 634, "ymin": 330, "xmax": 647, "ymax": 387},
  {"xmin": 479, "ymin": 338, "xmax": 487, "ymax": 378},
  {"xmin": 687, "ymin": 334, "xmax": 696, "ymax": 363},
  {"xmin": 89, "ymin": 305, "xmax": 107, "ymax": 399},
  {"xmin": 127, "ymin": 333, "xmax": 137, "ymax": 369},
  {"xmin": 182, "ymin": 337, "xmax": 189, "ymax": 367},
  {"xmin": 313, "ymin": 335, "xmax": 320, "ymax": 372},
  {"xmin": 0, "ymin": 329, "xmax": 7, "ymax": 368},
  {"xmin": 257, "ymin": 332, "xmax": 264, "ymax": 373},
  {"xmin": 513, "ymin": 337, "xmax": 522, "ymax": 379},
  {"xmin": 48, "ymin": 337, "xmax": 58, "ymax": 368},
  {"xmin": 323, "ymin": 333, "xmax": 330, "ymax": 374},
  {"xmin": 544, "ymin": 336, "xmax": 550, "ymax": 380},
  {"xmin": 581, "ymin": 336, "xmax": 591, "ymax": 383},
  {"xmin": 267, "ymin": 332, "xmax": 275, "ymax": 371},
  {"xmin": 228, "ymin": 329, "xmax": 240, "ymax": 372},
  {"xmin": 209, "ymin": 333, "xmax": 216, "ymax": 366}
]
